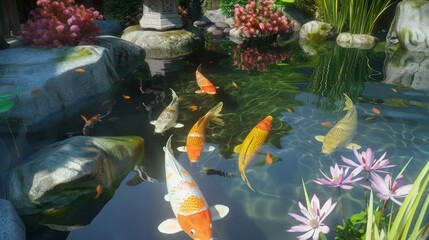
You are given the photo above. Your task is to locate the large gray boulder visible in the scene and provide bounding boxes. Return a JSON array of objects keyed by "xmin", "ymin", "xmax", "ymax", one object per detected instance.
[
  {"xmin": 121, "ymin": 25, "xmax": 203, "ymax": 59},
  {"xmin": 0, "ymin": 36, "xmax": 145, "ymax": 127},
  {"xmin": 383, "ymin": 49, "xmax": 429, "ymax": 95},
  {"xmin": 0, "ymin": 199, "xmax": 26, "ymax": 240},
  {"xmin": 387, "ymin": 0, "xmax": 429, "ymax": 52},
  {"xmin": 1, "ymin": 136, "xmax": 144, "ymax": 216}
]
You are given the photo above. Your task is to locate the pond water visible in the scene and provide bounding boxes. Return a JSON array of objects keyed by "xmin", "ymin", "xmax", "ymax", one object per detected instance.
[{"xmin": 4, "ymin": 37, "xmax": 429, "ymax": 240}]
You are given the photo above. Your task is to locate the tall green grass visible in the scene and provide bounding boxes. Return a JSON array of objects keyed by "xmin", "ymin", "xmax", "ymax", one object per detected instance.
[{"xmin": 317, "ymin": 0, "xmax": 395, "ymax": 34}]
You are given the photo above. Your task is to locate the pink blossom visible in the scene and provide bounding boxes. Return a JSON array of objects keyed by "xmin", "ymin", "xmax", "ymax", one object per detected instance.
[
  {"xmin": 342, "ymin": 148, "xmax": 395, "ymax": 174},
  {"xmin": 314, "ymin": 163, "xmax": 363, "ymax": 189},
  {"xmin": 288, "ymin": 195, "xmax": 337, "ymax": 240},
  {"xmin": 70, "ymin": 25, "xmax": 80, "ymax": 32},
  {"xmin": 55, "ymin": 24, "xmax": 65, "ymax": 33},
  {"xmin": 367, "ymin": 173, "xmax": 412, "ymax": 206}
]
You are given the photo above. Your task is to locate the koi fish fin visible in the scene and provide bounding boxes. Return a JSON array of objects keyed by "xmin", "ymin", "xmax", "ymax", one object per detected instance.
[
  {"xmin": 203, "ymin": 146, "xmax": 215, "ymax": 152},
  {"xmin": 346, "ymin": 143, "xmax": 361, "ymax": 150},
  {"xmin": 195, "ymin": 90, "xmax": 204, "ymax": 94},
  {"xmin": 174, "ymin": 123, "xmax": 184, "ymax": 128},
  {"xmin": 197, "ymin": 63, "xmax": 203, "ymax": 71},
  {"xmin": 233, "ymin": 144, "xmax": 242, "ymax": 153},
  {"xmin": 207, "ymin": 102, "xmax": 224, "ymax": 126},
  {"xmin": 210, "ymin": 204, "xmax": 230, "ymax": 221},
  {"xmin": 150, "ymin": 120, "xmax": 157, "ymax": 125},
  {"xmin": 80, "ymin": 115, "xmax": 88, "ymax": 122},
  {"xmin": 177, "ymin": 146, "xmax": 187, "ymax": 152},
  {"xmin": 158, "ymin": 218, "xmax": 182, "ymax": 234},
  {"xmin": 315, "ymin": 135, "xmax": 325, "ymax": 143},
  {"xmin": 215, "ymin": 86, "xmax": 219, "ymax": 89},
  {"xmin": 241, "ymin": 172, "xmax": 255, "ymax": 192},
  {"xmin": 164, "ymin": 194, "xmax": 170, "ymax": 202},
  {"xmin": 343, "ymin": 93, "xmax": 353, "ymax": 111}
]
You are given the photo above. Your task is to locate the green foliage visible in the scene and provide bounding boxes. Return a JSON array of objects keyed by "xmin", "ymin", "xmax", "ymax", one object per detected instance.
[
  {"xmin": 276, "ymin": 0, "xmax": 318, "ymax": 19},
  {"xmin": 0, "ymin": 87, "xmax": 26, "ymax": 113},
  {"xmin": 220, "ymin": 0, "xmax": 248, "ymax": 17},
  {"xmin": 335, "ymin": 210, "xmax": 388, "ymax": 240},
  {"xmin": 103, "ymin": 0, "xmax": 142, "ymax": 24}
]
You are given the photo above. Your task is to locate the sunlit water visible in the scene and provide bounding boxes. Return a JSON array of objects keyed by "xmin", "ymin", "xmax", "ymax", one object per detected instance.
[{"xmin": 3, "ymin": 39, "xmax": 429, "ymax": 240}]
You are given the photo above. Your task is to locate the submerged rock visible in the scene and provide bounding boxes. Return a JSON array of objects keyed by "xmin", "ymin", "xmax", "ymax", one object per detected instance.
[
  {"xmin": 121, "ymin": 25, "xmax": 203, "ymax": 59},
  {"xmin": 336, "ymin": 33, "xmax": 377, "ymax": 49},
  {"xmin": 2, "ymin": 136, "xmax": 144, "ymax": 216},
  {"xmin": 387, "ymin": 0, "xmax": 429, "ymax": 52},
  {"xmin": 0, "ymin": 198, "xmax": 26, "ymax": 240}
]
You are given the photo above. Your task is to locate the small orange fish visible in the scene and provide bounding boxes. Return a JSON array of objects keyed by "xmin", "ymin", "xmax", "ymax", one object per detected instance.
[
  {"xmin": 286, "ymin": 108, "xmax": 294, "ymax": 113},
  {"xmin": 75, "ymin": 68, "xmax": 86, "ymax": 72},
  {"xmin": 107, "ymin": 117, "xmax": 119, "ymax": 122},
  {"xmin": 189, "ymin": 105, "xmax": 199, "ymax": 111},
  {"xmin": 94, "ymin": 184, "xmax": 102, "ymax": 198},
  {"xmin": 372, "ymin": 107, "xmax": 381, "ymax": 115},
  {"xmin": 321, "ymin": 122, "xmax": 333, "ymax": 127},
  {"xmin": 391, "ymin": 88, "xmax": 397, "ymax": 93},
  {"xmin": 232, "ymin": 81, "xmax": 238, "ymax": 89},
  {"xmin": 365, "ymin": 116, "xmax": 375, "ymax": 121},
  {"xmin": 31, "ymin": 89, "xmax": 41, "ymax": 95},
  {"xmin": 266, "ymin": 152, "xmax": 273, "ymax": 164},
  {"xmin": 122, "ymin": 95, "xmax": 131, "ymax": 100},
  {"xmin": 81, "ymin": 114, "xmax": 101, "ymax": 135}
]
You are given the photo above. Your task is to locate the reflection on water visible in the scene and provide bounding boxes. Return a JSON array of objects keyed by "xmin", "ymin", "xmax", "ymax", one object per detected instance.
[{"xmin": 1, "ymin": 38, "xmax": 429, "ymax": 240}]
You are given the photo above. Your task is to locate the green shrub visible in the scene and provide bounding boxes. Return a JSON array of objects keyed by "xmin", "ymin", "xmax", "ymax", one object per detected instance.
[
  {"xmin": 103, "ymin": 0, "xmax": 142, "ymax": 25},
  {"xmin": 220, "ymin": 0, "xmax": 248, "ymax": 17}
]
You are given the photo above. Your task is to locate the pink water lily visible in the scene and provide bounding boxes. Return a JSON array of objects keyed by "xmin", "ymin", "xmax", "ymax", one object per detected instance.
[
  {"xmin": 288, "ymin": 195, "xmax": 337, "ymax": 240},
  {"xmin": 342, "ymin": 148, "xmax": 395, "ymax": 173},
  {"xmin": 314, "ymin": 163, "xmax": 363, "ymax": 189},
  {"xmin": 367, "ymin": 172, "xmax": 412, "ymax": 206}
]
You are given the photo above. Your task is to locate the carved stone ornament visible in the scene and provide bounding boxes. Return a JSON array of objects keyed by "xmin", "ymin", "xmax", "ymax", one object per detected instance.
[{"xmin": 140, "ymin": 0, "xmax": 183, "ymax": 30}]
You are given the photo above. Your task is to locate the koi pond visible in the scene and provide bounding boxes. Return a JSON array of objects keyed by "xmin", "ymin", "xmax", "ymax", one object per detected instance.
[{"xmin": 1, "ymin": 37, "xmax": 429, "ymax": 240}]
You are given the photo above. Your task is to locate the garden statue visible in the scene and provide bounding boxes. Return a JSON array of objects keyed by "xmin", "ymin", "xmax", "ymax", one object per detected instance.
[{"xmin": 140, "ymin": 0, "xmax": 183, "ymax": 30}]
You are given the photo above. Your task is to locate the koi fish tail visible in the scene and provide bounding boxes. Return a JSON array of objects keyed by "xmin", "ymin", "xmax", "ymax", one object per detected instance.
[
  {"xmin": 206, "ymin": 102, "xmax": 224, "ymax": 126},
  {"xmin": 170, "ymin": 88, "xmax": 179, "ymax": 104},
  {"xmin": 342, "ymin": 93, "xmax": 353, "ymax": 111},
  {"xmin": 241, "ymin": 172, "xmax": 255, "ymax": 192},
  {"xmin": 197, "ymin": 63, "xmax": 203, "ymax": 71}
]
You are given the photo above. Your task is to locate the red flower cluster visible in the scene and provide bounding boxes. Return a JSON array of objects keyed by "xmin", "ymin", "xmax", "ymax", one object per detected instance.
[
  {"xmin": 233, "ymin": 45, "xmax": 290, "ymax": 72},
  {"xmin": 234, "ymin": 0, "xmax": 295, "ymax": 37},
  {"xmin": 21, "ymin": 0, "xmax": 103, "ymax": 48}
]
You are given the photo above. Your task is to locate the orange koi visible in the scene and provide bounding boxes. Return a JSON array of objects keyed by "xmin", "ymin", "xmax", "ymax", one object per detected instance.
[
  {"xmin": 75, "ymin": 67, "xmax": 86, "ymax": 72},
  {"xmin": 159, "ymin": 136, "xmax": 229, "ymax": 239},
  {"xmin": 235, "ymin": 116, "xmax": 273, "ymax": 191},
  {"xmin": 31, "ymin": 89, "xmax": 41, "ymax": 95},
  {"xmin": 94, "ymin": 184, "xmax": 102, "ymax": 199},
  {"xmin": 266, "ymin": 152, "xmax": 273, "ymax": 164},
  {"xmin": 232, "ymin": 81, "xmax": 238, "ymax": 89},
  {"xmin": 195, "ymin": 64, "xmax": 217, "ymax": 95},
  {"xmin": 81, "ymin": 114, "xmax": 101, "ymax": 135},
  {"xmin": 365, "ymin": 116, "xmax": 375, "ymax": 121},
  {"xmin": 391, "ymin": 88, "xmax": 397, "ymax": 93},
  {"xmin": 178, "ymin": 102, "xmax": 224, "ymax": 162},
  {"xmin": 122, "ymin": 95, "xmax": 131, "ymax": 100},
  {"xmin": 321, "ymin": 122, "xmax": 333, "ymax": 127},
  {"xmin": 372, "ymin": 107, "xmax": 381, "ymax": 115},
  {"xmin": 286, "ymin": 108, "xmax": 294, "ymax": 113}
]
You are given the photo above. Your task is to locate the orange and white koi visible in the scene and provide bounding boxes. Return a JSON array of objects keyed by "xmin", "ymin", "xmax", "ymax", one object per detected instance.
[
  {"xmin": 195, "ymin": 64, "xmax": 217, "ymax": 95},
  {"xmin": 234, "ymin": 115, "xmax": 273, "ymax": 191},
  {"xmin": 265, "ymin": 152, "xmax": 273, "ymax": 164},
  {"xmin": 94, "ymin": 184, "xmax": 102, "ymax": 199},
  {"xmin": 150, "ymin": 88, "xmax": 184, "ymax": 134},
  {"xmin": 158, "ymin": 136, "xmax": 229, "ymax": 239},
  {"xmin": 81, "ymin": 114, "xmax": 102, "ymax": 135},
  {"xmin": 177, "ymin": 102, "xmax": 224, "ymax": 163}
]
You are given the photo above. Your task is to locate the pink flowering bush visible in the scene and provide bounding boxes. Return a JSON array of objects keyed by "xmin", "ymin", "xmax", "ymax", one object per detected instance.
[
  {"xmin": 233, "ymin": 44, "xmax": 290, "ymax": 72},
  {"xmin": 20, "ymin": 0, "xmax": 103, "ymax": 48},
  {"xmin": 234, "ymin": 0, "xmax": 295, "ymax": 37}
]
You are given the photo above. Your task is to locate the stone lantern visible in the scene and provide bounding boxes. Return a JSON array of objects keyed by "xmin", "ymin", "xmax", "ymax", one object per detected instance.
[{"xmin": 140, "ymin": 0, "xmax": 183, "ymax": 30}]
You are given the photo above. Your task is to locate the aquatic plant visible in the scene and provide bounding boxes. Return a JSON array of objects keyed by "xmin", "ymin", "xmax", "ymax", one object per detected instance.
[
  {"xmin": 20, "ymin": 0, "xmax": 103, "ymax": 48},
  {"xmin": 317, "ymin": 0, "xmax": 394, "ymax": 34},
  {"xmin": 0, "ymin": 87, "xmax": 26, "ymax": 157},
  {"xmin": 288, "ymin": 194, "xmax": 337, "ymax": 240},
  {"xmin": 234, "ymin": 0, "xmax": 295, "ymax": 37}
]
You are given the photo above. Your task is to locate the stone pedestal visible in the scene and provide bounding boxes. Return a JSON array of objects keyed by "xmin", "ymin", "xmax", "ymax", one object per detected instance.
[{"xmin": 140, "ymin": 0, "xmax": 183, "ymax": 30}]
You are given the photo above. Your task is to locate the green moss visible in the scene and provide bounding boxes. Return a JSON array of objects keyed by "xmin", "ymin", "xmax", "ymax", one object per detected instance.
[
  {"xmin": 409, "ymin": 0, "xmax": 429, "ymax": 9},
  {"xmin": 56, "ymin": 47, "xmax": 93, "ymax": 62}
]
